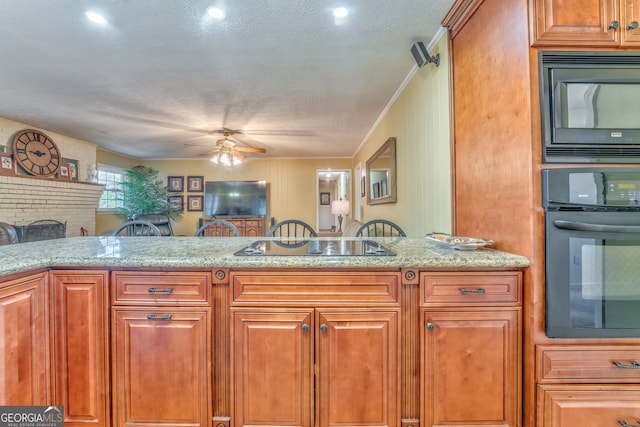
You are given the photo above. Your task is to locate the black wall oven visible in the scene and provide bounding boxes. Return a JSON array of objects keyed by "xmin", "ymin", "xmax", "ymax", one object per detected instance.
[{"xmin": 543, "ymin": 168, "xmax": 640, "ymax": 338}]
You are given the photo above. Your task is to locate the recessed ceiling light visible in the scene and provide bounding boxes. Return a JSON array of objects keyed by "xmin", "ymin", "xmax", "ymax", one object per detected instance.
[
  {"xmin": 206, "ymin": 6, "xmax": 225, "ymax": 20},
  {"xmin": 85, "ymin": 11, "xmax": 108, "ymax": 25},
  {"xmin": 333, "ymin": 7, "xmax": 348, "ymax": 18}
]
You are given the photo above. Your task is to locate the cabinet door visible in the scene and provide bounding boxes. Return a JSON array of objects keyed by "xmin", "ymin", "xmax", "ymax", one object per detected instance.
[
  {"xmin": 243, "ymin": 220, "xmax": 263, "ymax": 237},
  {"xmin": 0, "ymin": 273, "xmax": 49, "ymax": 404},
  {"xmin": 232, "ymin": 309, "xmax": 313, "ymax": 427},
  {"xmin": 537, "ymin": 385, "xmax": 640, "ymax": 427},
  {"xmin": 623, "ymin": 0, "xmax": 640, "ymax": 45},
  {"xmin": 422, "ymin": 309, "xmax": 520, "ymax": 427},
  {"xmin": 51, "ymin": 271, "xmax": 109, "ymax": 427},
  {"xmin": 531, "ymin": 0, "xmax": 619, "ymax": 46},
  {"xmin": 112, "ymin": 308, "xmax": 211, "ymax": 427},
  {"xmin": 317, "ymin": 310, "xmax": 399, "ymax": 427}
]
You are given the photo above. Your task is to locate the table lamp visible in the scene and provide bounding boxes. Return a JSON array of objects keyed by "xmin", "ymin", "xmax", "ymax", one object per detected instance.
[{"xmin": 331, "ymin": 199, "xmax": 350, "ymax": 232}]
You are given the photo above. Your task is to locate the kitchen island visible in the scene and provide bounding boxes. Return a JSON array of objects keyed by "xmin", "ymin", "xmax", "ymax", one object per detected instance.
[{"xmin": 1, "ymin": 236, "xmax": 528, "ymax": 427}]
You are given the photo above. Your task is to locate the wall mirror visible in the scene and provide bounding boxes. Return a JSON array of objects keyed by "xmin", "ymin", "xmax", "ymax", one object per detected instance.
[{"xmin": 366, "ymin": 137, "xmax": 397, "ymax": 205}]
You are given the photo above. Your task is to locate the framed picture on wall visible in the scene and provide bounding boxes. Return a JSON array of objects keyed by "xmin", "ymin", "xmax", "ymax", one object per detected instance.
[
  {"xmin": 62, "ymin": 158, "xmax": 79, "ymax": 181},
  {"xmin": 168, "ymin": 195, "xmax": 183, "ymax": 211},
  {"xmin": 187, "ymin": 195, "xmax": 203, "ymax": 212},
  {"xmin": 0, "ymin": 153, "xmax": 14, "ymax": 173},
  {"xmin": 320, "ymin": 192, "xmax": 330, "ymax": 205},
  {"xmin": 58, "ymin": 164, "xmax": 71, "ymax": 180},
  {"xmin": 187, "ymin": 176, "xmax": 204, "ymax": 192},
  {"xmin": 168, "ymin": 176, "xmax": 184, "ymax": 192}
]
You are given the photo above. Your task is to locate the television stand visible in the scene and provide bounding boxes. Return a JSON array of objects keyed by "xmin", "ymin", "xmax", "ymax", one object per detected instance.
[{"xmin": 200, "ymin": 217, "xmax": 264, "ymax": 237}]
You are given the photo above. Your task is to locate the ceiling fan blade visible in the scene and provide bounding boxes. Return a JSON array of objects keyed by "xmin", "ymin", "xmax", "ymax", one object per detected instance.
[
  {"xmin": 234, "ymin": 146, "xmax": 267, "ymax": 153},
  {"xmin": 198, "ymin": 148, "xmax": 221, "ymax": 156}
]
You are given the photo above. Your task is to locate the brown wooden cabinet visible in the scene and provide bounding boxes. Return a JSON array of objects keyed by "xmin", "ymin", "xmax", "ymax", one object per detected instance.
[
  {"xmin": 51, "ymin": 270, "xmax": 109, "ymax": 427},
  {"xmin": 233, "ymin": 308, "xmax": 399, "ymax": 427},
  {"xmin": 537, "ymin": 385, "xmax": 640, "ymax": 427},
  {"xmin": 0, "ymin": 273, "xmax": 49, "ymax": 404},
  {"xmin": 536, "ymin": 345, "xmax": 640, "ymax": 425},
  {"xmin": 420, "ymin": 272, "xmax": 522, "ymax": 427},
  {"xmin": 531, "ymin": 0, "xmax": 640, "ymax": 46},
  {"xmin": 111, "ymin": 271, "xmax": 212, "ymax": 427},
  {"xmin": 230, "ymin": 271, "xmax": 401, "ymax": 427},
  {"xmin": 202, "ymin": 217, "xmax": 264, "ymax": 236}
]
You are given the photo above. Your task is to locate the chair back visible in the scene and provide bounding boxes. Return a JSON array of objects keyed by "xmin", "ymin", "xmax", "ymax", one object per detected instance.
[
  {"xmin": 0, "ymin": 222, "xmax": 19, "ymax": 245},
  {"xmin": 113, "ymin": 220, "xmax": 162, "ymax": 236},
  {"xmin": 355, "ymin": 220, "xmax": 406, "ymax": 237},
  {"xmin": 23, "ymin": 220, "xmax": 67, "ymax": 242},
  {"xmin": 194, "ymin": 219, "xmax": 240, "ymax": 237},
  {"xmin": 132, "ymin": 213, "xmax": 173, "ymax": 236},
  {"xmin": 268, "ymin": 219, "xmax": 317, "ymax": 238}
]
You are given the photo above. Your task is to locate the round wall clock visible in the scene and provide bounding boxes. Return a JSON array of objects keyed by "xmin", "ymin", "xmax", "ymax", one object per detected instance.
[{"xmin": 12, "ymin": 129, "xmax": 62, "ymax": 177}]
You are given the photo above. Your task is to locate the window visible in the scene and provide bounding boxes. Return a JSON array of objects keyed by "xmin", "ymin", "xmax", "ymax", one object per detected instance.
[{"xmin": 96, "ymin": 165, "xmax": 125, "ymax": 210}]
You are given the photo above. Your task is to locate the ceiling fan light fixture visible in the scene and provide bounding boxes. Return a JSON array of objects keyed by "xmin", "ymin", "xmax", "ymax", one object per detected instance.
[
  {"xmin": 85, "ymin": 11, "xmax": 108, "ymax": 25},
  {"xmin": 210, "ymin": 150, "xmax": 241, "ymax": 166},
  {"xmin": 206, "ymin": 6, "xmax": 225, "ymax": 20}
]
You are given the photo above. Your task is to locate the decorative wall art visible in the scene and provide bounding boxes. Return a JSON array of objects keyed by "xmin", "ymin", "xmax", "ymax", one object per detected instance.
[
  {"xmin": 168, "ymin": 176, "xmax": 184, "ymax": 192},
  {"xmin": 187, "ymin": 176, "xmax": 204, "ymax": 192},
  {"xmin": 188, "ymin": 195, "xmax": 203, "ymax": 212},
  {"xmin": 168, "ymin": 195, "xmax": 184, "ymax": 211},
  {"xmin": 0, "ymin": 153, "xmax": 14, "ymax": 173}
]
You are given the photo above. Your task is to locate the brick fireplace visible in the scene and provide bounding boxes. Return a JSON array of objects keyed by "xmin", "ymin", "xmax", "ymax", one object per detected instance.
[{"xmin": 0, "ymin": 174, "xmax": 104, "ymax": 237}]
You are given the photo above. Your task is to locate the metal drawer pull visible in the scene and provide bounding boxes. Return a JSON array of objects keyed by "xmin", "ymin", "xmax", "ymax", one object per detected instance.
[
  {"xmin": 148, "ymin": 287, "xmax": 173, "ymax": 293},
  {"xmin": 459, "ymin": 287, "xmax": 486, "ymax": 294},
  {"xmin": 147, "ymin": 314, "xmax": 172, "ymax": 321},
  {"xmin": 613, "ymin": 361, "xmax": 640, "ymax": 369},
  {"xmin": 619, "ymin": 421, "xmax": 640, "ymax": 427}
]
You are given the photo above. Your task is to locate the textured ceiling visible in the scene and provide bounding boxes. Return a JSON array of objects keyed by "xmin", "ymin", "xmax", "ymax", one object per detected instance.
[{"xmin": 0, "ymin": 1, "xmax": 453, "ymax": 160}]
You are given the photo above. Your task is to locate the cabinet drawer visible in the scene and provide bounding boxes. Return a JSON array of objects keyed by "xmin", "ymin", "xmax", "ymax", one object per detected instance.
[
  {"xmin": 421, "ymin": 272, "xmax": 521, "ymax": 305},
  {"xmin": 243, "ymin": 220, "xmax": 261, "ymax": 227},
  {"xmin": 231, "ymin": 271, "xmax": 400, "ymax": 305},
  {"xmin": 537, "ymin": 385, "xmax": 640, "ymax": 427},
  {"xmin": 112, "ymin": 271, "xmax": 211, "ymax": 305},
  {"xmin": 537, "ymin": 345, "xmax": 640, "ymax": 383}
]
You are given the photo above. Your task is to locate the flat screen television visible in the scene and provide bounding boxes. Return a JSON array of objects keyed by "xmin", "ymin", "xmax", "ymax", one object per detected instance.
[{"xmin": 204, "ymin": 180, "xmax": 267, "ymax": 217}]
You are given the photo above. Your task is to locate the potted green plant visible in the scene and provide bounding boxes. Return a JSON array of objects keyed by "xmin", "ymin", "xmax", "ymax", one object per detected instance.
[{"xmin": 116, "ymin": 165, "xmax": 183, "ymax": 221}]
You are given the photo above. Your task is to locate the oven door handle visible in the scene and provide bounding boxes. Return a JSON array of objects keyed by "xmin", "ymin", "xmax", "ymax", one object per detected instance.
[{"xmin": 553, "ymin": 219, "xmax": 640, "ymax": 233}]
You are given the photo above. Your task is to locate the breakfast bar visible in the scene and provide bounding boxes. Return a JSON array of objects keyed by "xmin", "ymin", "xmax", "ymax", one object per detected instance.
[{"xmin": 0, "ymin": 236, "xmax": 528, "ymax": 427}]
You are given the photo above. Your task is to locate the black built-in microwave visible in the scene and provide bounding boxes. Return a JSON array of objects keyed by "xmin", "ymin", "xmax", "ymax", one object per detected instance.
[{"xmin": 540, "ymin": 51, "xmax": 640, "ymax": 163}]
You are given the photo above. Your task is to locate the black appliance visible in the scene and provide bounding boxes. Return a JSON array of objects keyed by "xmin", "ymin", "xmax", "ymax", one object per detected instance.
[
  {"xmin": 235, "ymin": 240, "xmax": 395, "ymax": 257},
  {"xmin": 540, "ymin": 51, "xmax": 640, "ymax": 163},
  {"xmin": 543, "ymin": 168, "xmax": 640, "ymax": 338},
  {"xmin": 204, "ymin": 180, "xmax": 266, "ymax": 217}
]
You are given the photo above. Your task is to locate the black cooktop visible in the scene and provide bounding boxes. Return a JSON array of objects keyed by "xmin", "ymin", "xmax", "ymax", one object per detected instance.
[{"xmin": 234, "ymin": 239, "xmax": 395, "ymax": 256}]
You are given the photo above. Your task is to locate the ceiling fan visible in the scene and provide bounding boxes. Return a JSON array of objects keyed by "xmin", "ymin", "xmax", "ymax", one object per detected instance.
[{"xmin": 198, "ymin": 130, "xmax": 266, "ymax": 166}]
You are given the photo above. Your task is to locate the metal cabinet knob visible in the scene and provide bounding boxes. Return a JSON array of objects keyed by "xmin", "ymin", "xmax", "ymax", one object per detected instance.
[
  {"xmin": 320, "ymin": 324, "xmax": 328, "ymax": 332},
  {"xmin": 301, "ymin": 324, "xmax": 310, "ymax": 332},
  {"xmin": 426, "ymin": 322, "xmax": 435, "ymax": 331},
  {"xmin": 609, "ymin": 20, "xmax": 620, "ymax": 30},
  {"xmin": 628, "ymin": 21, "xmax": 639, "ymax": 30}
]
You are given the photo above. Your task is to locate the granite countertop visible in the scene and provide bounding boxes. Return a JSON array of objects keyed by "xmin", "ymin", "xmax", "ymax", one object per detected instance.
[{"xmin": 0, "ymin": 236, "xmax": 529, "ymax": 278}]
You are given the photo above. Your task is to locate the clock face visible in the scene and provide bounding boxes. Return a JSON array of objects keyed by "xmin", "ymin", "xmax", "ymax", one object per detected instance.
[{"xmin": 12, "ymin": 129, "xmax": 61, "ymax": 177}]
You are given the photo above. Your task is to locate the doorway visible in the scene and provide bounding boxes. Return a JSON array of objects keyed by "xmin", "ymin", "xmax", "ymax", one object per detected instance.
[{"xmin": 316, "ymin": 169, "xmax": 351, "ymax": 234}]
